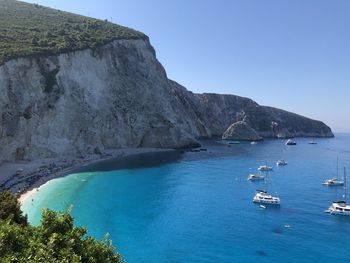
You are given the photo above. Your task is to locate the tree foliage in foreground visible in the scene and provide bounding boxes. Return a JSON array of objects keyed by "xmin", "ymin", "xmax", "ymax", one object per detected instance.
[{"xmin": 0, "ymin": 191, "xmax": 121, "ymax": 262}]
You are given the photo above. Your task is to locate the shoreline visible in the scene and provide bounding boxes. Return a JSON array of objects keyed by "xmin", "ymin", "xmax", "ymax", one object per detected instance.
[
  {"xmin": 8, "ymin": 137, "xmax": 340, "ymax": 205},
  {"xmin": 0, "ymin": 148, "xmax": 175, "ymax": 205},
  {"xmin": 19, "ymin": 184, "xmax": 46, "ymax": 205},
  {"xmin": 15, "ymin": 140, "xmax": 225, "ymax": 205}
]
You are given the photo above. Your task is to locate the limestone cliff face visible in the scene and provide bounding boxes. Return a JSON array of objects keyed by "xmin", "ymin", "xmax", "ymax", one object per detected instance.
[
  {"xmin": 170, "ymin": 85, "xmax": 333, "ymax": 139},
  {"xmin": 0, "ymin": 39, "xmax": 333, "ymax": 161}
]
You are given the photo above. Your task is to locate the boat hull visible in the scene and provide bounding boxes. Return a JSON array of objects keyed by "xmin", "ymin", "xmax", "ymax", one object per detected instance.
[
  {"xmin": 248, "ymin": 174, "xmax": 265, "ymax": 181},
  {"xmin": 258, "ymin": 166, "xmax": 273, "ymax": 172},
  {"xmin": 327, "ymin": 210, "xmax": 350, "ymax": 216},
  {"xmin": 253, "ymin": 198, "xmax": 280, "ymax": 205}
]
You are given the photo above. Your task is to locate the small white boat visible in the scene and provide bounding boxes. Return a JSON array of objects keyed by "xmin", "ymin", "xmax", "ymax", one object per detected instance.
[
  {"xmin": 309, "ymin": 140, "xmax": 317, "ymax": 145},
  {"xmin": 251, "ymin": 141, "xmax": 258, "ymax": 145},
  {"xmin": 248, "ymin": 173, "xmax": 265, "ymax": 181},
  {"xmin": 325, "ymin": 168, "xmax": 350, "ymax": 216},
  {"xmin": 276, "ymin": 160, "xmax": 288, "ymax": 166},
  {"xmin": 322, "ymin": 178, "xmax": 344, "ymax": 186},
  {"xmin": 258, "ymin": 165, "xmax": 273, "ymax": 172},
  {"xmin": 285, "ymin": 139, "xmax": 297, "ymax": 145},
  {"xmin": 253, "ymin": 190, "xmax": 280, "ymax": 205}
]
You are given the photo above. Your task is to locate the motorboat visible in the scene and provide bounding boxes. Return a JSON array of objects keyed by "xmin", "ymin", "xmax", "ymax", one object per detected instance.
[
  {"xmin": 251, "ymin": 141, "xmax": 258, "ymax": 145},
  {"xmin": 253, "ymin": 190, "xmax": 280, "ymax": 205},
  {"xmin": 276, "ymin": 160, "xmax": 288, "ymax": 166},
  {"xmin": 309, "ymin": 140, "xmax": 317, "ymax": 145},
  {"xmin": 325, "ymin": 167, "xmax": 350, "ymax": 216},
  {"xmin": 285, "ymin": 139, "xmax": 297, "ymax": 145},
  {"xmin": 322, "ymin": 178, "xmax": 344, "ymax": 186},
  {"xmin": 258, "ymin": 165, "xmax": 273, "ymax": 172},
  {"xmin": 248, "ymin": 173, "xmax": 265, "ymax": 181}
]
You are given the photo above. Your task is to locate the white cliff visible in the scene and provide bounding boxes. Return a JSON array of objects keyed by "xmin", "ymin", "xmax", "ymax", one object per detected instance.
[{"xmin": 0, "ymin": 39, "xmax": 334, "ymax": 162}]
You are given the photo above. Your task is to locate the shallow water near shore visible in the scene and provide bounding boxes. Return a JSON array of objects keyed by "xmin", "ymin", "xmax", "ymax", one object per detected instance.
[{"xmin": 22, "ymin": 134, "xmax": 350, "ymax": 262}]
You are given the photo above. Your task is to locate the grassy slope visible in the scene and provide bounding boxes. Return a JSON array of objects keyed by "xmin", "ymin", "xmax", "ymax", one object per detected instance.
[{"xmin": 0, "ymin": 0, "xmax": 146, "ymax": 65}]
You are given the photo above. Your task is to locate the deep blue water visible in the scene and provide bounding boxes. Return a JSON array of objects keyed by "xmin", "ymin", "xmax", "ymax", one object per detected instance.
[{"xmin": 22, "ymin": 134, "xmax": 350, "ymax": 262}]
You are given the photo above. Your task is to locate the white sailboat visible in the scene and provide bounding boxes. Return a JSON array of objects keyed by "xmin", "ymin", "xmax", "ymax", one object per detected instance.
[
  {"xmin": 325, "ymin": 167, "xmax": 350, "ymax": 215},
  {"xmin": 323, "ymin": 157, "xmax": 344, "ymax": 186},
  {"xmin": 309, "ymin": 139, "xmax": 317, "ymax": 145}
]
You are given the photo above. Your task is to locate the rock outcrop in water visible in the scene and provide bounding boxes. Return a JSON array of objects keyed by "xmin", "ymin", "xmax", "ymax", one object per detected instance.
[
  {"xmin": 222, "ymin": 121, "xmax": 262, "ymax": 141},
  {"xmin": 0, "ymin": 4, "xmax": 334, "ymax": 162}
]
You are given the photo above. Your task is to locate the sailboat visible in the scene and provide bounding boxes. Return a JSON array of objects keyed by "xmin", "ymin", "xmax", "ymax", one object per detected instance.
[
  {"xmin": 252, "ymin": 170, "xmax": 280, "ymax": 205},
  {"xmin": 325, "ymin": 167, "xmax": 350, "ymax": 215},
  {"xmin": 309, "ymin": 139, "xmax": 317, "ymax": 145},
  {"xmin": 323, "ymin": 157, "xmax": 344, "ymax": 186}
]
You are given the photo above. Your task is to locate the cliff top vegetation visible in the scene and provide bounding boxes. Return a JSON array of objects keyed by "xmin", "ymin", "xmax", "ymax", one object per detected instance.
[{"xmin": 0, "ymin": 0, "xmax": 146, "ymax": 65}]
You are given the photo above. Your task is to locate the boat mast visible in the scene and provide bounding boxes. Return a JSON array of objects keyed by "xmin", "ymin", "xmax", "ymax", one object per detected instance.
[
  {"xmin": 344, "ymin": 167, "xmax": 347, "ymax": 202},
  {"xmin": 337, "ymin": 156, "xmax": 339, "ymax": 179}
]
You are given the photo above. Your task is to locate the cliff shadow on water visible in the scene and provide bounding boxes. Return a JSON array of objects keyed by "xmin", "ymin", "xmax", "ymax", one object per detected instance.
[{"xmin": 74, "ymin": 150, "xmax": 183, "ymax": 173}]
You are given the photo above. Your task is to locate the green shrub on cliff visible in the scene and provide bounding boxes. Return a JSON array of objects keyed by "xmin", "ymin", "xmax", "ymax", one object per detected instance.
[
  {"xmin": 0, "ymin": 0, "xmax": 146, "ymax": 65},
  {"xmin": 0, "ymin": 191, "xmax": 121, "ymax": 262}
]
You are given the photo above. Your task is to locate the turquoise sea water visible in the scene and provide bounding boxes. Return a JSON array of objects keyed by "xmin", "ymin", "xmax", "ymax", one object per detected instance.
[{"xmin": 22, "ymin": 134, "xmax": 350, "ymax": 263}]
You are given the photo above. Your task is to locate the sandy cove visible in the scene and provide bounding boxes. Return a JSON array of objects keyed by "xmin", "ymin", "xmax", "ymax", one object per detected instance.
[{"xmin": 0, "ymin": 148, "xmax": 174, "ymax": 204}]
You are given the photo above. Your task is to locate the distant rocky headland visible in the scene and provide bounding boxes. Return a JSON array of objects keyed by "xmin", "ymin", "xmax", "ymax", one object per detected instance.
[{"xmin": 0, "ymin": 0, "xmax": 333, "ymax": 163}]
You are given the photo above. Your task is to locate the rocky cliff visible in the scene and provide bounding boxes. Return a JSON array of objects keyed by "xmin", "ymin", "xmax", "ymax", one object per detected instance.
[
  {"xmin": 170, "ymin": 84, "xmax": 333, "ymax": 139},
  {"xmin": 0, "ymin": 38, "xmax": 333, "ymax": 162}
]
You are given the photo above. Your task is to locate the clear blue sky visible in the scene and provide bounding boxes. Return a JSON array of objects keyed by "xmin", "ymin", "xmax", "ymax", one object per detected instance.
[{"xmin": 24, "ymin": 0, "xmax": 350, "ymax": 132}]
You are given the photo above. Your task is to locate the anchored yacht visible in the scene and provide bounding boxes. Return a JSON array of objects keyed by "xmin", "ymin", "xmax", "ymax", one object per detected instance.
[
  {"xmin": 325, "ymin": 167, "xmax": 350, "ymax": 216},
  {"xmin": 276, "ymin": 160, "xmax": 288, "ymax": 166},
  {"xmin": 326, "ymin": 201, "xmax": 350, "ymax": 215},
  {"xmin": 323, "ymin": 157, "xmax": 344, "ymax": 186},
  {"xmin": 248, "ymin": 173, "xmax": 265, "ymax": 181},
  {"xmin": 258, "ymin": 165, "xmax": 273, "ymax": 172},
  {"xmin": 322, "ymin": 178, "xmax": 344, "ymax": 186},
  {"xmin": 253, "ymin": 190, "xmax": 280, "ymax": 205},
  {"xmin": 285, "ymin": 139, "xmax": 297, "ymax": 145}
]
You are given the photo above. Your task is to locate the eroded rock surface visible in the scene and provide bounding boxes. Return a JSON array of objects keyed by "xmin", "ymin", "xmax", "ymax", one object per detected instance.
[
  {"xmin": 0, "ymin": 39, "xmax": 333, "ymax": 162},
  {"xmin": 222, "ymin": 121, "xmax": 262, "ymax": 141}
]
